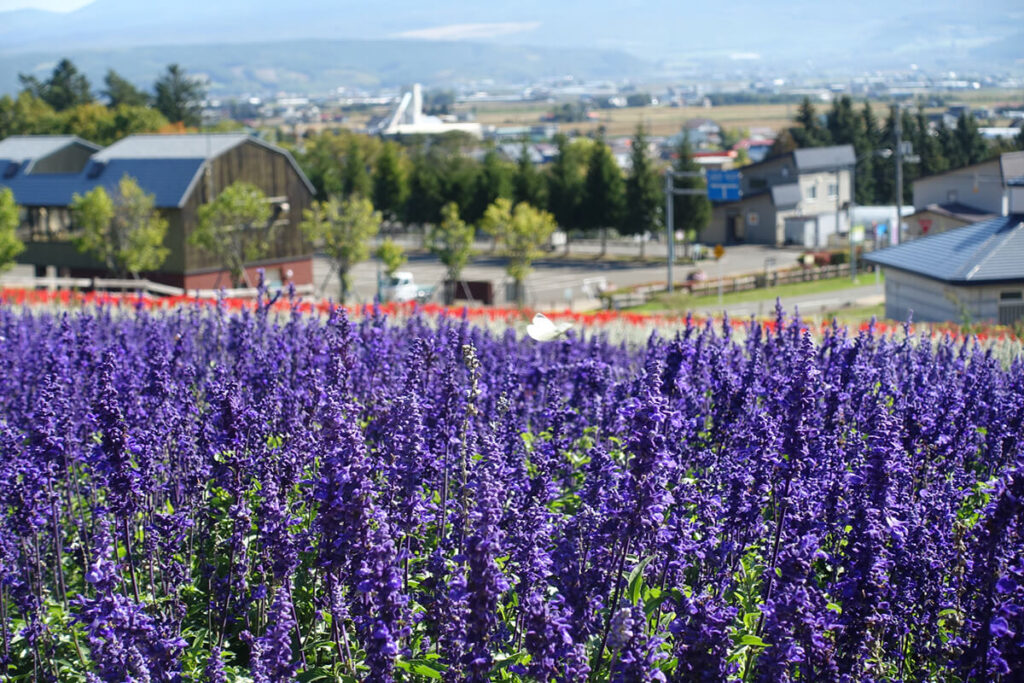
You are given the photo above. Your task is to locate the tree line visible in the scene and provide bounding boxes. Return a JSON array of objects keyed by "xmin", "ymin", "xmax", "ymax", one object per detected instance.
[
  {"xmin": 771, "ymin": 95, "xmax": 1024, "ymax": 206},
  {"xmin": 0, "ymin": 58, "xmax": 209, "ymax": 145},
  {"xmin": 296, "ymin": 127, "xmax": 710, "ymax": 258}
]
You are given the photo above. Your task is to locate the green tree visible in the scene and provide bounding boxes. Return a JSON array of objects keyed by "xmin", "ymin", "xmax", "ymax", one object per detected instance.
[
  {"xmin": 190, "ymin": 182, "xmax": 273, "ymax": 288},
  {"xmin": 372, "ymin": 141, "xmax": 408, "ymax": 223},
  {"xmin": 512, "ymin": 143, "xmax": 547, "ymax": 209},
  {"xmin": 545, "ymin": 134, "xmax": 590, "ymax": 253},
  {"xmin": 18, "ymin": 58, "xmax": 92, "ymax": 112},
  {"xmin": 491, "ymin": 202, "xmax": 557, "ymax": 305},
  {"xmin": 915, "ymin": 111, "xmax": 948, "ymax": 178},
  {"xmin": 71, "ymin": 176, "xmax": 169, "ymax": 278},
  {"xmin": 426, "ymin": 202, "xmax": 474, "ymax": 304},
  {"xmin": 341, "ymin": 137, "xmax": 372, "ymax": 198},
  {"xmin": 375, "ymin": 237, "xmax": 406, "ymax": 278},
  {"xmin": 792, "ymin": 96, "xmax": 830, "ymax": 147},
  {"xmin": 955, "ymin": 113, "xmax": 987, "ymax": 166},
  {"xmin": 300, "ymin": 196, "xmax": 381, "ymax": 303},
  {"xmin": 479, "ymin": 197, "xmax": 513, "ymax": 255},
  {"xmin": 672, "ymin": 132, "xmax": 711, "ymax": 254},
  {"xmin": 581, "ymin": 135, "xmax": 625, "ymax": 257},
  {"xmin": 109, "ymin": 105, "xmax": 170, "ymax": 141},
  {"xmin": 0, "ymin": 93, "xmax": 61, "ymax": 138},
  {"xmin": 623, "ymin": 126, "xmax": 663, "ymax": 257},
  {"xmin": 0, "ymin": 188, "xmax": 25, "ymax": 273},
  {"xmin": 467, "ymin": 147, "xmax": 512, "ymax": 225},
  {"xmin": 103, "ymin": 70, "xmax": 150, "ymax": 108},
  {"xmin": 405, "ymin": 150, "xmax": 445, "ymax": 226},
  {"xmin": 154, "ymin": 64, "xmax": 205, "ymax": 127}
]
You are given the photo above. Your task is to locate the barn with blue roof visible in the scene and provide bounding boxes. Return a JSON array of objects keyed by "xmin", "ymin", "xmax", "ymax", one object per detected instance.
[
  {"xmin": 0, "ymin": 133, "xmax": 315, "ymax": 289},
  {"xmin": 864, "ymin": 213, "xmax": 1024, "ymax": 325}
]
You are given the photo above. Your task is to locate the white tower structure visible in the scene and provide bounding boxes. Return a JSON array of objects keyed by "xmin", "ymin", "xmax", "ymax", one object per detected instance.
[{"xmin": 373, "ymin": 84, "xmax": 482, "ymax": 138}]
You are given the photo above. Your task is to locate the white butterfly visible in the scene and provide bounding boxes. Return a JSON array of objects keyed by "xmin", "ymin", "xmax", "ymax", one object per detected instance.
[{"xmin": 526, "ymin": 313, "xmax": 572, "ymax": 341}]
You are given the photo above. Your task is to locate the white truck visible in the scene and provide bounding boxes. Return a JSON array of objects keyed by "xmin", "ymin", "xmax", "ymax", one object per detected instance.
[{"xmin": 380, "ymin": 271, "xmax": 434, "ymax": 303}]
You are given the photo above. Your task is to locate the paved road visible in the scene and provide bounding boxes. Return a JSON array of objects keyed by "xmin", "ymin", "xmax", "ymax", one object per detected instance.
[{"xmin": 318, "ymin": 240, "xmax": 809, "ymax": 310}]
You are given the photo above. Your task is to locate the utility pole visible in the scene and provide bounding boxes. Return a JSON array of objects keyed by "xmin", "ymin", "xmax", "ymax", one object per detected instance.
[
  {"xmin": 894, "ymin": 106, "xmax": 904, "ymax": 247},
  {"xmin": 664, "ymin": 169, "xmax": 706, "ymax": 294},
  {"xmin": 665, "ymin": 172, "xmax": 674, "ymax": 293}
]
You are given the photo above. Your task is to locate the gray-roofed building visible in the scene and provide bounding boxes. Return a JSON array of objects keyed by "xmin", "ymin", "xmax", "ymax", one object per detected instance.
[
  {"xmin": 1, "ymin": 133, "xmax": 315, "ymax": 289},
  {"xmin": 706, "ymin": 144, "xmax": 855, "ymax": 246},
  {"xmin": 0, "ymin": 136, "xmax": 100, "ymax": 175},
  {"xmin": 864, "ymin": 214, "xmax": 1024, "ymax": 324},
  {"xmin": 906, "ymin": 151, "xmax": 1024, "ymax": 240}
]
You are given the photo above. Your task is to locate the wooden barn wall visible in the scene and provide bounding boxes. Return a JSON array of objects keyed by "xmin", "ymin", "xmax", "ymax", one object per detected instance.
[{"xmin": 180, "ymin": 141, "xmax": 313, "ymax": 273}]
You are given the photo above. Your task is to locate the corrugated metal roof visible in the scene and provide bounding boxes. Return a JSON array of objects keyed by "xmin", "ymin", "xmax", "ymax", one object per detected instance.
[
  {"xmin": 1, "ymin": 159, "xmax": 205, "ymax": 208},
  {"xmin": 793, "ymin": 145, "xmax": 856, "ymax": 172},
  {"xmin": 771, "ymin": 183, "xmax": 801, "ymax": 208},
  {"xmin": 864, "ymin": 214, "xmax": 1024, "ymax": 283},
  {"xmin": 0, "ymin": 135, "xmax": 100, "ymax": 163},
  {"xmin": 93, "ymin": 134, "xmax": 250, "ymax": 161},
  {"xmin": 1, "ymin": 133, "xmax": 314, "ymax": 208}
]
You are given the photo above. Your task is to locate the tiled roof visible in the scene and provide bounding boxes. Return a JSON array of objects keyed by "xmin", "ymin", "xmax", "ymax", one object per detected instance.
[{"xmin": 864, "ymin": 214, "xmax": 1024, "ymax": 283}]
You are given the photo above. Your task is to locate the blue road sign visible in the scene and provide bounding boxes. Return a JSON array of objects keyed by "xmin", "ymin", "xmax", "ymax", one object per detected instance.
[{"xmin": 706, "ymin": 170, "xmax": 741, "ymax": 201}]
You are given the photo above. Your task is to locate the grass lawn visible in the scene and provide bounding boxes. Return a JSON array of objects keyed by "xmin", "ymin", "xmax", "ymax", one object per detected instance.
[{"xmin": 631, "ymin": 273, "xmax": 883, "ymax": 312}]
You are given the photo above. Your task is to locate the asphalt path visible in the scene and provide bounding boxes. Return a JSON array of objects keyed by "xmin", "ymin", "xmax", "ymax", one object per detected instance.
[{"xmin": 318, "ymin": 241, "xmax": 810, "ymax": 310}]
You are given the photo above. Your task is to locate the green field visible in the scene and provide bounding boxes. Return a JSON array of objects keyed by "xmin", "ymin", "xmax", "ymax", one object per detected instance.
[{"xmin": 632, "ymin": 273, "xmax": 884, "ymax": 312}]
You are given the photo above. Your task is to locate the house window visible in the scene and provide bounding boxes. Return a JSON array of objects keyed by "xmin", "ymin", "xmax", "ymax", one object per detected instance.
[
  {"xmin": 805, "ymin": 185, "xmax": 817, "ymax": 199},
  {"xmin": 747, "ymin": 211, "xmax": 760, "ymax": 227},
  {"xmin": 1001, "ymin": 291, "xmax": 1023, "ymax": 301},
  {"xmin": 827, "ymin": 183, "xmax": 838, "ymax": 198}
]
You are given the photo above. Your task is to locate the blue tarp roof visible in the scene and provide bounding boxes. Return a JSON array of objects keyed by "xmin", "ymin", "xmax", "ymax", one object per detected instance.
[{"xmin": 864, "ymin": 214, "xmax": 1024, "ymax": 284}]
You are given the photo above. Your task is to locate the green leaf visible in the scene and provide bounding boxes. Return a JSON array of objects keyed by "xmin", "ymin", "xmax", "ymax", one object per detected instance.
[
  {"xmin": 627, "ymin": 555, "xmax": 656, "ymax": 605},
  {"xmin": 826, "ymin": 602, "xmax": 842, "ymax": 614},
  {"xmin": 396, "ymin": 659, "xmax": 445, "ymax": 679},
  {"xmin": 740, "ymin": 635, "xmax": 770, "ymax": 648}
]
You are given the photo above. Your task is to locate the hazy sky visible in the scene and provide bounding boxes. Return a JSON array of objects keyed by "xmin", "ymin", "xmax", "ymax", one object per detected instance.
[{"xmin": 0, "ymin": 0, "xmax": 90, "ymax": 10}]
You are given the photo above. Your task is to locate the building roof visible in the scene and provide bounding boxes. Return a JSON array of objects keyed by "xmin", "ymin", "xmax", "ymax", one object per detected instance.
[
  {"xmin": 2, "ymin": 159, "xmax": 207, "ymax": 209},
  {"xmin": 0, "ymin": 135, "xmax": 99, "ymax": 164},
  {"xmin": 865, "ymin": 214, "xmax": 1024, "ymax": 284},
  {"xmin": 0, "ymin": 133, "xmax": 314, "ymax": 208},
  {"xmin": 793, "ymin": 145, "xmax": 856, "ymax": 172},
  {"xmin": 916, "ymin": 202, "xmax": 998, "ymax": 223},
  {"xmin": 770, "ymin": 183, "xmax": 802, "ymax": 209},
  {"xmin": 93, "ymin": 133, "xmax": 252, "ymax": 161}
]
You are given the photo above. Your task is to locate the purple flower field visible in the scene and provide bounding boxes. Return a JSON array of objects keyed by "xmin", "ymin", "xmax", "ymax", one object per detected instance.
[{"xmin": 1, "ymin": 298, "xmax": 1022, "ymax": 681}]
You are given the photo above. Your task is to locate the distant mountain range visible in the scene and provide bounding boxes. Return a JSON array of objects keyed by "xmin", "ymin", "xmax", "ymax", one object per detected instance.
[
  {"xmin": 0, "ymin": 40, "xmax": 652, "ymax": 96},
  {"xmin": 0, "ymin": 0, "xmax": 1020, "ymax": 95}
]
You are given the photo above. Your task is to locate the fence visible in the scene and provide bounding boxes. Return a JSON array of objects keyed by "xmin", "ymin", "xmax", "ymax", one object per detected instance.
[{"xmin": 0, "ymin": 276, "xmax": 314, "ymax": 300}]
